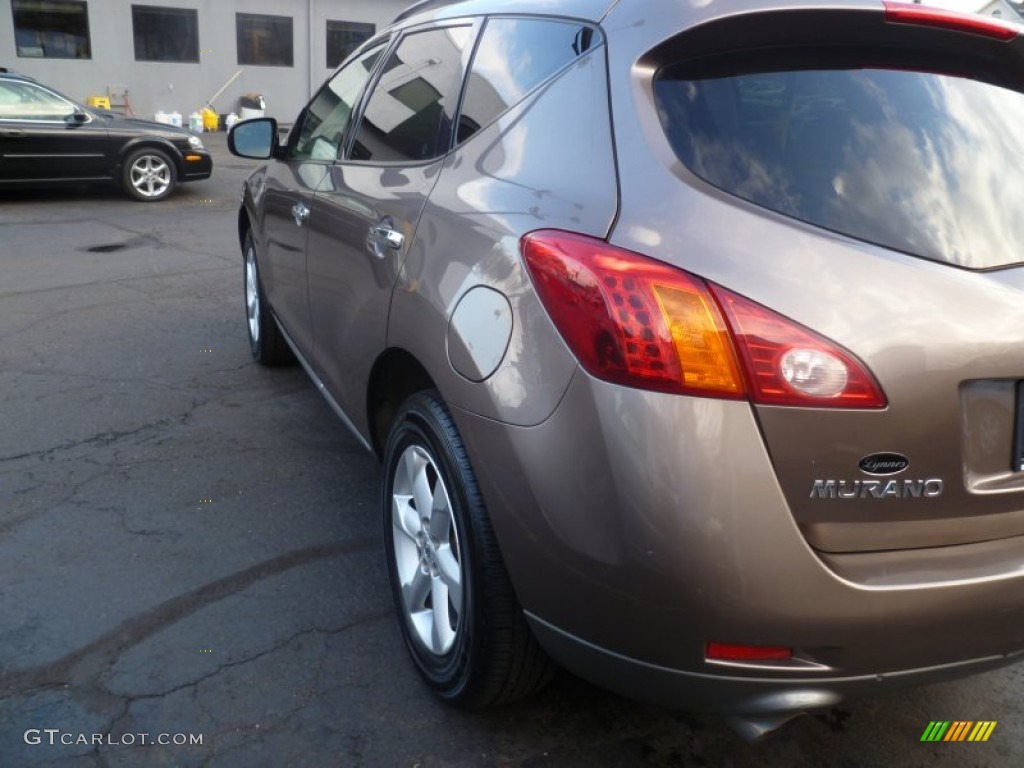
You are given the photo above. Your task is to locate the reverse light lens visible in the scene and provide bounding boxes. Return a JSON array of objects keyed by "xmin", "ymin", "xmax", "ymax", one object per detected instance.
[
  {"xmin": 520, "ymin": 230, "xmax": 887, "ymax": 408},
  {"xmin": 780, "ymin": 348, "xmax": 848, "ymax": 398},
  {"xmin": 706, "ymin": 642, "xmax": 792, "ymax": 662}
]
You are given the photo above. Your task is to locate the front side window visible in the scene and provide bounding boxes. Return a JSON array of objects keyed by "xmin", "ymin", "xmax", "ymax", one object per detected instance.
[
  {"xmin": 349, "ymin": 26, "xmax": 473, "ymax": 164},
  {"xmin": 236, "ymin": 12, "xmax": 293, "ymax": 67},
  {"xmin": 326, "ymin": 20, "xmax": 375, "ymax": 68},
  {"xmin": 293, "ymin": 43, "xmax": 385, "ymax": 162},
  {"xmin": 0, "ymin": 80, "xmax": 78, "ymax": 120},
  {"xmin": 12, "ymin": 0, "xmax": 91, "ymax": 59},
  {"xmin": 132, "ymin": 5, "xmax": 199, "ymax": 63},
  {"xmin": 655, "ymin": 52, "xmax": 1024, "ymax": 270},
  {"xmin": 459, "ymin": 18, "xmax": 601, "ymax": 144}
]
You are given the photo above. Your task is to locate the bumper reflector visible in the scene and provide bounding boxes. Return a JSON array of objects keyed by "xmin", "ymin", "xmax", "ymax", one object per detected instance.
[{"xmin": 706, "ymin": 642, "xmax": 792, "ymax": 662}]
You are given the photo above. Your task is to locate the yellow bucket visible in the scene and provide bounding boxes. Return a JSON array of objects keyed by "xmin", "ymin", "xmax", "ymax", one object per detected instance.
[
  {"xmin": 201, "ymin": 107, "xmax": 219, "ymax": 132},
  {"xmin": 87, "ymin": 95, "xmax": 111, "ymax": 109}
]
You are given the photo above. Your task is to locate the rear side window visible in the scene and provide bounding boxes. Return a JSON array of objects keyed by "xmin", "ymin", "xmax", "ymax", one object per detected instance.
[
  {"xmin": 349, "ymin": 26, "xmax": 473, "ymax": 163},
  {"xmin": 459, "ymin": 18, "xmax": 602, "ymax": 144},
  {"xmin": 655, "ymin": 58, "xmax": 1024, "ymax": 269}
]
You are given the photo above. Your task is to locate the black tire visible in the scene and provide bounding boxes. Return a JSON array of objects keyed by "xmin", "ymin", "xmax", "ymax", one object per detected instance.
[
  {"xmin": 243, "ymin": 230, "xmax": 293, "ymax": 366},
  {"xmin": 121, "ymin": 147, "xmax": 177, "ymax": 202},
  {"xmin": 382, "ymin": 390, "xmax": 555, "ymax": 708}
]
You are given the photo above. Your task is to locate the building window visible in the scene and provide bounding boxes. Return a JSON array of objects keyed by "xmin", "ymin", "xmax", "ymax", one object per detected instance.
[
  {"xmin": 236, "ymin": 12, "xmax": 293, "ymax": 67},
  {"xmin": 326, "ymin": 20, "xmax": 375, "ymax": 68},
  {"xmin": 132, "ymin": 5, "xmax": 199, "ymax": 63},
  {"xmin": 12, "ymin": 0, "xmax": 92, "ymax": 59}
]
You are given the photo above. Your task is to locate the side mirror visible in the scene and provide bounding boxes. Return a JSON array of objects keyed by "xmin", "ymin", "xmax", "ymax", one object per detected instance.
[
  {"xmin": 228, "ymin": 117, "xmax": 279, "ymax": 159},
  {"xmin": 66, "ymin": 110, "xmax": 88, "ymax": 125}
]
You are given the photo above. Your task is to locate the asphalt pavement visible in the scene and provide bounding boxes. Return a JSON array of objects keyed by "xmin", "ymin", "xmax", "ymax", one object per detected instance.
[{"xmin": 0, "ymin": 132, "xmax": 1021, "ymax": 767}]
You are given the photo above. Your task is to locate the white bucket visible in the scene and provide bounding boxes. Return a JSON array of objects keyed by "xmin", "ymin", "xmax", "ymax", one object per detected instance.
[
  {"xmin": 168, "ymin": 111, "xmax": 182, "ymax": 128},
  {"xmin": 239, "ymin": 106, "xmax": 264, "ymax": 121},
  {"xmin": 225, "ymin": 113, "xmax": 239, "ymax": 130},
  {"xmin": 154, "ymin": 110, "xmax": 170, "ymax": 124},
  {"xmin": 189, "ymin": 112, "xmax": 203, "ymax": 133}
]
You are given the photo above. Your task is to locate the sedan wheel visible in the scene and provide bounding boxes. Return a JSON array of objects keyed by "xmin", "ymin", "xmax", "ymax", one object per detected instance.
[
  {"xmin": 383, "ymin": 390, "xmax": 555, "ymax": 707},
  {"xmin": 122, "ymin": 147, "xmax": 176, "ymax": 201}
]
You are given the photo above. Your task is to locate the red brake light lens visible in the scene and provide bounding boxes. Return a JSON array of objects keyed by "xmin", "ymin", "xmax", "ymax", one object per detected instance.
[
  {"xmin": 520, "ymin": 230, "xmax": 887, "ymax": 409},
  {"xmin": 883, "ymin": 1, "xmax": 1018, "ymax": 41}
]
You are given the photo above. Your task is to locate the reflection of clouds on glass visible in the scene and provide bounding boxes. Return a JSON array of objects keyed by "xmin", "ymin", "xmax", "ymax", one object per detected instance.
[
  {"xmin": 822, "ymin": 72, "xmax": 1024, "ymax": 268},
  {"xmin": 671, "ymin": 68, "xmax": 1024, "ymax": 269},
  {"xmin": 472, "ymin": 25, "xmax": 528, "ymax": 110},
  {"xmin": 687, "ymin": 135, "xmax": 801, "ymax": 218}
]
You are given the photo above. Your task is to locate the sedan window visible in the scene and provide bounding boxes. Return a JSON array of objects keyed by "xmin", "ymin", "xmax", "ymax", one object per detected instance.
[{"xmin": 0, "ymin": 80, "xmax": 77, "ymax": 121}]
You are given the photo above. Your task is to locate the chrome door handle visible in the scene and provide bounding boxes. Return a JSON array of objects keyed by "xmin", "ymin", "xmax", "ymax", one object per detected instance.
[
  {"xmin": 292, "ymin": 202, "xmax": 310, "ymax": 226},
  {"xmin": 368, "ymin": 222, "xmax": 404, "ymax": 251}
]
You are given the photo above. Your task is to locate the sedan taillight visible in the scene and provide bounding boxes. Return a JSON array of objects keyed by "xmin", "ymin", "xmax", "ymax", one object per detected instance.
[{"xmin": 520, "ymin": 230, "xmax": 886, "ymax": 408}]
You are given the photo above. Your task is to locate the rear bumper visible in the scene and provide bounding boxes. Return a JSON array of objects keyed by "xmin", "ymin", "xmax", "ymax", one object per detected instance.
[
  {"xmin": 528, "ymin": 611, "xmax": 1024, "ymax": 717},
  {"xmin": 452, "ymin": 370, "xmax": 1024, "ymax": 715}
]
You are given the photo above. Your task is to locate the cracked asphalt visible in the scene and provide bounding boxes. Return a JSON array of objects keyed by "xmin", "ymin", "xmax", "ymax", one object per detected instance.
[{"xmin": 1, "ymin": 134, "xmax": 1022, "ymax": 768}]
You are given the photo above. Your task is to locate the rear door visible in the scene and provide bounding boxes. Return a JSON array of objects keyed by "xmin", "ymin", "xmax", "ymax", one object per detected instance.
[{"xmin": 305, "ymin": 22, "xmax": 478, "ymax": 434}]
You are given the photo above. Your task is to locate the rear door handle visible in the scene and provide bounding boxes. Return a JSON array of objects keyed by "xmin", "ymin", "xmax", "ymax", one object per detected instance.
[
  {"xmin": 368, "ymin": 221, "xmax": 404, "ymax": 251},
  {"xmin": 0, "ymin": 129, "xmax": 27, "ymax": 138},
  {"xmin": 291, "ymin": 202, "xmax": 310, "ymax": 227}
]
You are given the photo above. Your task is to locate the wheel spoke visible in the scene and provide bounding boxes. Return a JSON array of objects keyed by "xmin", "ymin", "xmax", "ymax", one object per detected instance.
[
  {"xmin": 436, "ymin": 544, "xmax": 462, "ymax": 610},
  {"xmin": 430, "ymin": 577, "xmax": 456, "ymax": 652},
  {"xmin": 392, "ymin": 494, "xmax": 421, "ymax": 541},
  {"xmin": 411, "ymin": 461, "xmax": 435, "ymax": 526},
  {"xmin": 392, "ymin": 449, "xmax": 425, "ymax": 540},
  {"xmin": 428, "ymin": 489, "xmax": 451, "ymax": 540},
  {"xmin": 401, "ymin": 567, "xmax": 431, "ymax": 612}
]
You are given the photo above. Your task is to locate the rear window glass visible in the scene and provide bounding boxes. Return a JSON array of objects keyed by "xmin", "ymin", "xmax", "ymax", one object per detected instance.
[{"xmin": 655, "ymin": 62, "xmax": 1024, "ymax": 269}]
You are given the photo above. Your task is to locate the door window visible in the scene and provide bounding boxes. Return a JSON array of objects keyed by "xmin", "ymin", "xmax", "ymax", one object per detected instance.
[
  {"xmin": 292, "ymin": 42, "xmax": 386, "ymax": 162},
  {"xmin": 0, "ymin": 81, "xmax": 77, "ymax": 121},
  {"xmin": 348, "ymin": 26, "xmax": 473, "ymax": 163}
]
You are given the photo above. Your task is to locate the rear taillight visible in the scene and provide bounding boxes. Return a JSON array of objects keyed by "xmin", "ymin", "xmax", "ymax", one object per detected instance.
[
  {"xmin": 520, "ymin": 230, "xmax": 887, "ymax": 408},
  {"xmin": 883, "ymin": 1, "xmax": 1018, "ymax": 41}
]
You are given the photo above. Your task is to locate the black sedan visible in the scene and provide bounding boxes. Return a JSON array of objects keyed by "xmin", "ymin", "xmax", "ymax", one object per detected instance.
[{"xmin": 0, "ymin": 69, "xmax": 211, "ymax": 201}]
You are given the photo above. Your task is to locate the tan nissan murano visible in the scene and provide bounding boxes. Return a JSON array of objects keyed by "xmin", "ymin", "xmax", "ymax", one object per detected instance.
[{"xmin": 228, "ymin": 0, "xmax": 1024, "ymax": 738}]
